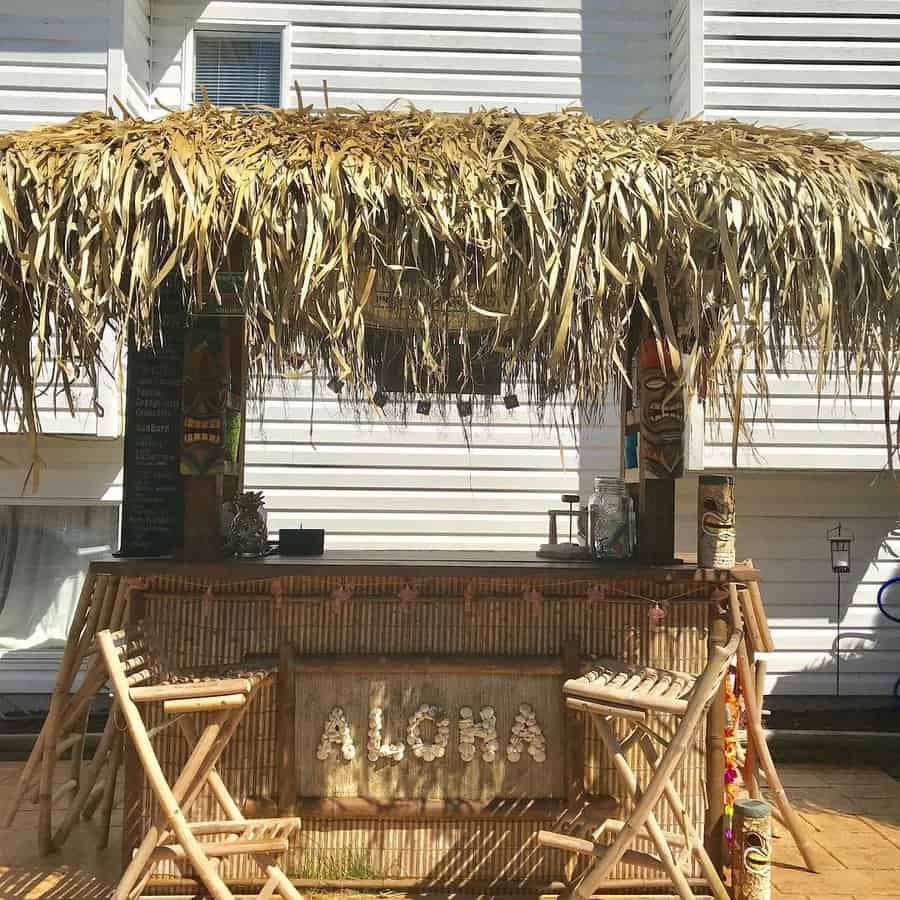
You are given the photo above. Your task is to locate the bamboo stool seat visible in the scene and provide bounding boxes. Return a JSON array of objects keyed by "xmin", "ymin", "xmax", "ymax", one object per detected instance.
[
  {"xmin": 564, "ymin": 660, "xmax": 697, "ymax": 716},
  {"xmin": 96, "ymin": 625, "xmax": 303, "ymax": 900},
  {"xmin": 539, "ymin": 592, "xmax": 745, "ymax": 900}
]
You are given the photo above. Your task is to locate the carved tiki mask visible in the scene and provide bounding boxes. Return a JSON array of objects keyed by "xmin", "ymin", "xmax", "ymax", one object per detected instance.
[
  {"xmin": 697, "ymin": 475, "xmax": 736, "ymax": 569},
  {"xmin": 638, "ymin": 338, "xmax": 685, "ymax": 478},
  {"xmin": 181, "ymin": 325, "xmax": 230, "ymax": 476}
]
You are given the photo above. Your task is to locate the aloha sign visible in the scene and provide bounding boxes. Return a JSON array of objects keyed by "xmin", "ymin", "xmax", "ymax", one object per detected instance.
[{"xmin": 316, "ymin": 703, "xmax": 547, "ymax": 765}]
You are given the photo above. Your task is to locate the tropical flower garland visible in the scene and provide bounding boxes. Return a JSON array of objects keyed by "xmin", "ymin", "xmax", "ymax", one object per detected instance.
[{"xmin": 724, "ymin": 670, "xmax": 741, "ymax": 845}]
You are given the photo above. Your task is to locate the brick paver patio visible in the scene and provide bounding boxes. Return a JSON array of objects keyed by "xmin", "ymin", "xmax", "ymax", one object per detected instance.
[{"xmin": 0, "ymin": 760, "xmax": 897, "ymax": 898}]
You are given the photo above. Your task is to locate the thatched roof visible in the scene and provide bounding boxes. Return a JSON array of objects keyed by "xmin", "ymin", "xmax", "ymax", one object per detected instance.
[{"xmin": 1, "ymin": 104, "xmax": 898, "ymax": 461}]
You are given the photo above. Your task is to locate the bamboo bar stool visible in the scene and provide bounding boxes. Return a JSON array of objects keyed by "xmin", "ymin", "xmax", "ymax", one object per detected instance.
[
  {"xmin": 96, "ymin": 625, "xmax": 303, "ymax": 900},
  {"xmin": 538, "ymin": 592, "xmax": 744, "ymax": 900}
]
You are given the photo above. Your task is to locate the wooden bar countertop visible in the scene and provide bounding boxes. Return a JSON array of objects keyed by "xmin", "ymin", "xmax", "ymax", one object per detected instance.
[{"xmin": 92, "ymin": 549, "xmax": 759, "ymax": 584}]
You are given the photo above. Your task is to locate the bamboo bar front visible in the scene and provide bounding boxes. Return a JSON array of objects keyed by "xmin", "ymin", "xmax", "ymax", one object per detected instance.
[{"xmin": 85, "ymin": 553, "xmax": 757, "ymax": 895}]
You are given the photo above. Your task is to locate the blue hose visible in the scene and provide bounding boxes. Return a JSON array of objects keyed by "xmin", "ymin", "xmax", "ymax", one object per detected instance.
[
  {"xmin": 877, "ymin": 579, "xmax": 900, "ymax": 698},
  {"xmin": 877, "ymin": 577, "xmax": 900, "ymax": 624}
]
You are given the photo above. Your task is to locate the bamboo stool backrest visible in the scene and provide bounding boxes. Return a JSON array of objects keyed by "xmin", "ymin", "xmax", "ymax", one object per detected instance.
[{"xmin": 102, "ymin": 625, "xmax": 164, "ymax": 694}]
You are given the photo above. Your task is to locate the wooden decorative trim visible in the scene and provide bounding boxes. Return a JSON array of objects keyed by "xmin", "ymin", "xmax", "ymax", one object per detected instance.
[{"xmin": 247, "ymin": 652, "xmax": 572, "ymax": 676}]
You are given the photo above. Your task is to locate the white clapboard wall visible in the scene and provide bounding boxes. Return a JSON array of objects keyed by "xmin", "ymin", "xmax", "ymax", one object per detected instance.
[
  {"xmin": 0, "ymin": 0, "xmax": 112, "ymax": 133},
  {"xmin": 147, "ymin": 0, "xmax": 669, "ymax": 119},
  {"xmin": 704, "ymin": 0, "xmax": 900, "ymax": 153},
  {"xmin": 677, "ymin": 472, "xmax": 900, "ymax": 697},
  {"xmin": 123, "ymin": 0, "xmax": 152, "ymax": 116},
  {"xmin": 244, "ymin": 379, "xmax": 619, "ymax": 551},
  {"xmin": 700, "ymin": 358, "xmax": 900, "ymax": 471},
  {"xmin": 668, "ymin": 0, "xmax": 701, "ymax": 120}
]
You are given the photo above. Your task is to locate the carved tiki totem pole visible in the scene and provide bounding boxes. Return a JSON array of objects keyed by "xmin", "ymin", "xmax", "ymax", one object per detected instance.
[
  {"xmin": 638, "ymin": 338, "xmax": 685, "ymax": 479},
  {"xmin": 698, "ymin": 474, "xmax": 737, "ymax": 569}
]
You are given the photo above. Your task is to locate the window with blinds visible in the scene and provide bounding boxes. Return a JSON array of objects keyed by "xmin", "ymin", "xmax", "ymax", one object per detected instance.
[{"xmin": 194, "ymin": 32, "xmax": 282, "ymax": 108}]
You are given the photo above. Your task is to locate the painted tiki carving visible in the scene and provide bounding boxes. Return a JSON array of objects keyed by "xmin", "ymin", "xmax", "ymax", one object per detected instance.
[
  {"xmin": 697, "ymin": 474, "xmax": 736, "ymax": 569},
  {"xmin": 732, "ymin": 798, "xmax": 771, "ymax": 900},
  {"xmin": 638, "ymin": 338, "xmax": 685, "ymax": 478},
  {"xmin": 181, "ymin": 319, "xmax": 240, "ymax": 476}
]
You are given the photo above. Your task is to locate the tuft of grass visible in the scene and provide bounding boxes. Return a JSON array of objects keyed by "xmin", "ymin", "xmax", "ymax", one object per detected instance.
[{"xmin": 290, "ymin": 849, "xmax": 386, "ymax": 881}]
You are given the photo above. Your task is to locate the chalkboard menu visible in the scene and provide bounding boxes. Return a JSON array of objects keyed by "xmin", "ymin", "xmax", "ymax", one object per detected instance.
[{"xmin": 118, "ymin": 305, "xmax": 185, "ymax": 556}]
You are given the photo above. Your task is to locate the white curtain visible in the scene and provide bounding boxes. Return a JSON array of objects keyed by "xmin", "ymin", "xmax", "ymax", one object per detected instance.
[{"xmin": 0, "ymin": 506, "xmax": 118, "ymax": 655}]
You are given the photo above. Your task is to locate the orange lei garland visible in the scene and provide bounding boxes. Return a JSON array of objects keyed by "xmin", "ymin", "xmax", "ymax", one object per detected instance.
[{"xmin": 724, "ymin": 669, "xmax": 741, "ymax": 844}]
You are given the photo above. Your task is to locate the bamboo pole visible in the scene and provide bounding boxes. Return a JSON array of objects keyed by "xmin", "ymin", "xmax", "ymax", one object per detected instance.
[
  {"xmin": 735, "ymin": 641, "xmax": 818, "ymax": 872},
  {"xmin": 747, "ymin": 581, "xmax": 775, "ymax": 653},
  {"xmin": 704, "ymin": 604, "xmax": 729, "ymax": 872},
  {"xmin": 97, "ymin": 734, "xmax": 125, "ymax": 850},
  {"xmin": 36, "ymin": 574, "xmax": 104, "ymax": 852},
  {"xmin": 3, "ymin": 574, "xmax": 99, "ymax": 830},
  {"xmin": 739, "ymin": 588, "xmax": 764, "ymax": 656},
  {"xmin": 52, "ymin": 705, "xmax": 119, "ymax": 847}
]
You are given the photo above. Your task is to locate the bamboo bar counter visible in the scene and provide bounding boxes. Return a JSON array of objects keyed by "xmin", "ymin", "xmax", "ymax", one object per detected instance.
[{"xmin": 86, "ymin": 552, "xmax": 757, "ymax": 895}]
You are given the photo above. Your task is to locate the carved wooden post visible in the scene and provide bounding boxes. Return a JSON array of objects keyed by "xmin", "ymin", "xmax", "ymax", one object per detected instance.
[
  {"xmin": 698, "ymin": 475, "xmax": 736, "ymax": 569},
  {"xmin": 636, "ymin": 336, "xmax": 684, "ymax": 564},
  {"xmin": 179, "ymin": 273, "xmax": 246, "ymax": 559}
]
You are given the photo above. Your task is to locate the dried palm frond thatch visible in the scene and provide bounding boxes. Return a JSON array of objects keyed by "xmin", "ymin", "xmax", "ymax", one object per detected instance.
[{"xmin": 0, "ymin": 104, "xmax": 898, "ymax": 463}]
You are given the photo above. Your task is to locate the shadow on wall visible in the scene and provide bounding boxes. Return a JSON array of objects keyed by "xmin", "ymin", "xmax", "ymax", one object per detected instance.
[
  {"xmin": 580, "ymin": 1, "xmax": 670, "ymax": 119},
  {"xmin": 774, "ymin": 517, "xmax": 900, "ymax": 699},
  {"xmin": 676, "ymin": 473, "xmax": 900, "ymax": 698}
]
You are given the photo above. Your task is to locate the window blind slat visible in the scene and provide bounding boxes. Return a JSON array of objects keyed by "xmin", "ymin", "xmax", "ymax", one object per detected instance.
[{"xmin": 194, "ymin": 33, "xmax": 282, "ymax": 107}]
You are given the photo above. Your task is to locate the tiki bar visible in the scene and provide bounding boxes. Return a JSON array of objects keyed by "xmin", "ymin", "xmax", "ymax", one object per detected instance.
[{"xmin": 1, "ymin": 105, "xmax": 898, "ymax": 899}]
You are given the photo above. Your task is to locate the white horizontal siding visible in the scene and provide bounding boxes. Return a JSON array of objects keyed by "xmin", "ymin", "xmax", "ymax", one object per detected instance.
[
  {"xmin": 123, "ymin": 0, "xmax": 151, "ymax": 116},
  {"xmin": 2, "ymin": 333, "xmax": 122, "ymax": 437},
  {"xmin": 0, "ymin": 0, "xmax": 110, "ymax": 130},
  {"xmin": 676, "ymin": 472, "xmax": 900, "ymax": 697},
  {"xmin": 245, "ymin": 379, "xmax": 618, "ymax": 551},
  {"xmin": 668, "ymin": 0, "xmax": 701, "ymax": 120},
  {"xmin": 702, "ymin": 374, "xmax": 900, "ymax": 470},
  {"xmin": 0, "ymin": 436, "xmax": 123, "ymax": 503},
  {"xmin": 149, "ymin": 0, "xmax": 669, "ymax": 119},
  {"xmin": 704, "ymin": 3, "xmax": 900, "ymax": 147}
]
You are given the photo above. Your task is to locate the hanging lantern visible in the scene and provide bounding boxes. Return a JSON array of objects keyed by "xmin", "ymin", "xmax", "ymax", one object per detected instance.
[{"xmin": 827, "ymin": 523, "xmax": 854, "ymax": 574}]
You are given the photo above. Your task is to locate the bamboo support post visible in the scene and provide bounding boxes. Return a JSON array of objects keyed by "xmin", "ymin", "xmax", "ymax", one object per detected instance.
[
  {"xmin": 747, "ymin": 581, "xmax": 775, "ymax": 653},
  {"xmin": 97, "ymin": 731, "xmax": 124, "ymax": 850},
  {"xmin": 743, "ymin": 658, "xmax": 768, "ymax": 801},
  {"xmin": 704, "ymin": 603, "xmax": 729, "ymax": 872},
  {"xmin": 276, "ymin": 643, "xmax": 297, "ymax": 813},
  {"xmin": 82, "ymin": 776, "xmax": 106, "ymax": 821},
  {"xmin": 735, "ymin": 641, "xmax": 819, "ymax": 872},
  {"xmin": 36, "ymin": 575, "xmax": 103, "ymax": 853},
  {"xmin": 51, "ymin": 779, "xmax": 77, "ymax": 804},
  {"xmin": 68, "ymin": 708, "xmax": 89, "ymax": 788},
  {"xmin": 52, "ymin": 703, "xmax": 120, "ymax": 847},
  {"xmin": 739, "ymin": 588, "xmax": 764, "ymax": 656}
]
